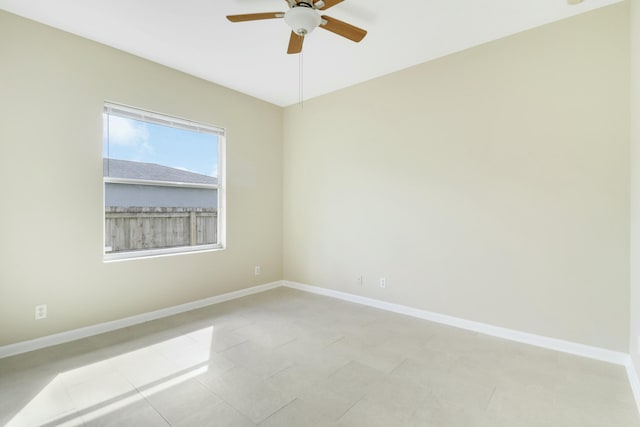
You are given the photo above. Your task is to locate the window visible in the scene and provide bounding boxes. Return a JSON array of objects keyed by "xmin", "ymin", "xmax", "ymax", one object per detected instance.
[{"xmin": 103, "ymin": 102, "xmax": 224, "ymax": 260}]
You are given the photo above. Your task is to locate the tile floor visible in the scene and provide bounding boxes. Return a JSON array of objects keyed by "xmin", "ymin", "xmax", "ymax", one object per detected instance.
[{"xmin": 0, "ymin": 287, "xmax": 638, "ymax": 426}]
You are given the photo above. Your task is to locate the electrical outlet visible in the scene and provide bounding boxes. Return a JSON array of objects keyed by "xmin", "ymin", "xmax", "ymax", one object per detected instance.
[
  {"xmin": 254, "ymin": 266, "xmax": 261, "ymax": 276},
  {"xmin": 35, "ymin": 304, "xmax": 47, "ymax": 320},
  {"xmin": 379, "ymin": 277, "xmax": 386, "ymax": 288},
  {"xmin": 357, "ymin": 275, "xmax": 363, "ymax": 286}
]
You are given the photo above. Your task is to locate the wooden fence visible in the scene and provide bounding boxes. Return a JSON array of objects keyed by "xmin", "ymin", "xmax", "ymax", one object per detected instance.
[{"xmin": 105, "ymin": 207, "xmax": 217, "ymax": 253}]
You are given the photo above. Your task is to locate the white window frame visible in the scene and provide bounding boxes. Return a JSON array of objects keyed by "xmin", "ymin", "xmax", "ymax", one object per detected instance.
[{"xmin": 103, "ymin": 102, "xmax": 226, "ymax": 262}]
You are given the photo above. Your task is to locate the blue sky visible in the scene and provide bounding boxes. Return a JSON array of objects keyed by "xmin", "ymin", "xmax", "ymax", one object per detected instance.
[{"xmin": 103, "ymin": 114, "xmax": 218, "ymax": 178}]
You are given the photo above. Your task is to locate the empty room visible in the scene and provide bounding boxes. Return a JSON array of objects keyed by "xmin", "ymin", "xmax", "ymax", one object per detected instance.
[{"xmin": 1, "ymin": 0, "xmax": 640, "ymax": 425}]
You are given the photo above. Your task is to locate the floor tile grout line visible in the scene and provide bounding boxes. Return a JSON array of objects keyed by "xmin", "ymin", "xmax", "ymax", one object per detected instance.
[
  {"xmin": 134, "ymin": 385, "xmax": 172, "ymax": 427},
  {"xmin": 258, "ymin": 397, "xmax": 300, "ymax": 425}
]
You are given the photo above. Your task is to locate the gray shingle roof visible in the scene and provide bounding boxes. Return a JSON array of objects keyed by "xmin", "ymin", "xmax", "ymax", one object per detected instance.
[{"xmin": 103, "ymin": 158, "xmax": 217, "ymax": 185}]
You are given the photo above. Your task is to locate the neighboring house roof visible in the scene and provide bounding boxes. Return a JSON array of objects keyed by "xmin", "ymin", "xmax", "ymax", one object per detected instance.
[{"xmin": 103, "ymin": 158, "xmax": 217, "ymax": 185}]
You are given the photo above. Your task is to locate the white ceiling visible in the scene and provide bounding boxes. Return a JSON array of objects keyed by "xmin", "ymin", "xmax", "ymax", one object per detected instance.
[{"xmin": 0, "ymin": 0, "xmax": 623, "ymax": 106}]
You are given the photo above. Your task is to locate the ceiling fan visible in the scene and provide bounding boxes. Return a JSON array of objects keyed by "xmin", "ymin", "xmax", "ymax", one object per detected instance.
[{"xmin": 226, "ymin": 0, "xmax": 367, "ymax": 54}]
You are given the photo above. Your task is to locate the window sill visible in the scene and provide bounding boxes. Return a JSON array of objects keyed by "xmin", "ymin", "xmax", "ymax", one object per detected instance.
[{"xmin": 103, "ymin": 244, "xmax": 225, "ymax": 262}]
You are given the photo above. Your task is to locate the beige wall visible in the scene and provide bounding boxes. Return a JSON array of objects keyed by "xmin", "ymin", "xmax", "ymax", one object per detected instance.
[
  {"xmin": 630, "ymin": 0, "xmax": 640, "ymax": 374},
  {"xmin": 0, "ymin": 11, "xmax": 283, "ymax": 346},
  {"xmin": 284, "ymin": 4, "xmax": 630, "ymax": 351},
  {"xmin": 0, "ymin": 4, "xmax": 633, "ymax": 355}
]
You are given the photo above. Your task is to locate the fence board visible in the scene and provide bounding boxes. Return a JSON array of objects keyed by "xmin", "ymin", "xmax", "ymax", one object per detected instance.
[{"xmin": 105, "ymin": 207, "xmax": 217, "ymax": 252}]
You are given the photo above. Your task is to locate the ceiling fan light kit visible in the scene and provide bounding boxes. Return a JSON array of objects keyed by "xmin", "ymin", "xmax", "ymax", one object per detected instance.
[
  {"xmin": 285, "ymin": 4, "xmax": 321, "ymax": 35},
  {"xmin": 226, "ymin": 0, "xmax": 367, "ymax": 54}
]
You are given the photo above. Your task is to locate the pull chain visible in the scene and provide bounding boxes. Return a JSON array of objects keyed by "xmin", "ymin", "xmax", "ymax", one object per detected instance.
[{"xmin": 299, "ymin": 52, "xmax": 304, "ymax": 108}]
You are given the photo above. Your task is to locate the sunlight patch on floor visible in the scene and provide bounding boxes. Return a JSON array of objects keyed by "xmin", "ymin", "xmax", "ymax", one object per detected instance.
[{"xmin": 6, "ymin": 327, "xmax": 214, "ymax": 427}]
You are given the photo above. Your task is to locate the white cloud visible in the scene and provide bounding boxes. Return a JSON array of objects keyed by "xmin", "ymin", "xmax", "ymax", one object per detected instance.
[{"xmin": 105, "ymin": 115, "xmax": 151, "ymax": 149}]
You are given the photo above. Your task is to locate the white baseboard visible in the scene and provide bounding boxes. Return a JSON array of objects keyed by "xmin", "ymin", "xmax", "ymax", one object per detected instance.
[
  {"xmin": 0, "ymin": 278, "xmax": 631, "ymax": 369},
  {"xmin": 0, "ymin": 281, "xmax": 283, "ymax": 359},
  {"xmin": 3, "ymin": 278, "xmax": 637, "ymax": 414},
  {"xmin": 627, "ymin": 358, "xmax": 640, "ymax": 414},
  {"xmin": 283, "ymin": 280, "xmax": 629, "ymax": 366}
]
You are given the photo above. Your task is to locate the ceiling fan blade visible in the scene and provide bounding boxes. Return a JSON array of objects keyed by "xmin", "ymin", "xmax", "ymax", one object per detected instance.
[
  {"xmin": 320, "ymin": 15, "xmax": 367, "ymax": 42},
  {"xmin": 287, "ymin": 31, "xmax": 304, "ymax": 54},
  {"xmin": 315, "ymin": 0, "xmax": 343, "ymax": 10},
  {"xmin": 226, "ymin": 12, "xmax": 284, "ymax": 22}
]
